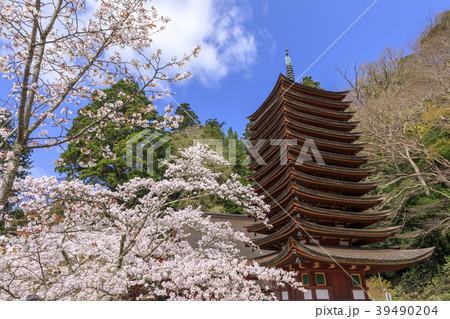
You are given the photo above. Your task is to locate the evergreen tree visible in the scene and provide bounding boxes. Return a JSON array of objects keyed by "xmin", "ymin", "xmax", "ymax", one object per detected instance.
[
  {"xmin": 174, "ymin": 103, "xmax": 200, "ymax": 131},
  {"xmin": 55, "ymin": 80, "xmax": 171, "ymax": 190},
  {"xmin": 204, "ymin": 118, "xmax": 226, "ymax": 139},
  {"xmin": 225, "ymin": 127, "xmax": 252, "ymax": 185},
  {"xmin": 300, "ymin": 76, "xmax": 322, "ymax": 89},
  {"xmin": 171, "ymin": 116, "xmax": 253, "ymax": 214}
]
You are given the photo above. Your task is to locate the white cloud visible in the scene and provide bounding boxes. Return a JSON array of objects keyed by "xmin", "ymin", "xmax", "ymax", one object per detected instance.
[{"xmin": 151, "ymin": 0, "xmax": 257, "ymax": 85}]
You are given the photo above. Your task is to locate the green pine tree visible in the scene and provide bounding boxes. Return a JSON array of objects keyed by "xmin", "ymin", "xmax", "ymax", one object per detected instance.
[
  {"xmin": 174, "ymin": 103, "xmax": 200, "ymax": 131},
  {"xmin": 55, "ymin": 79, "xmax": 171, "ymax": 190},
  {"xmin": 300, "ymin": 76, "xmax": 322, "ymax": 89}
]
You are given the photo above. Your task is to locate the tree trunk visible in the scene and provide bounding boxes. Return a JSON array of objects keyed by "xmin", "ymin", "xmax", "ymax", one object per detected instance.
[
  {"xmin": 404, "ymin": 147, "xmax": 430, "ymax": 196},
  {"xmin": 0, "ymin": 142, "xmax": 24, "ymax": 210}
]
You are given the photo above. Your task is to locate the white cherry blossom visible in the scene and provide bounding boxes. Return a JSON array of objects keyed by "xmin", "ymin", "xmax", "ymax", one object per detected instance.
[
  {"xmin": 0, "ymin": 144, "xmax": 303, "ymax": 301},
  {"xmin": 0, "ymin": 0, "xmax": 200, "ymax": 205}
]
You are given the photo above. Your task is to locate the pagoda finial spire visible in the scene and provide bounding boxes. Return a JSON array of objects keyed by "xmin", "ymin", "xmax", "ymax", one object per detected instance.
[{"xmin": 285, "ymin": 45, "xmax": 295, "ymax": 82}]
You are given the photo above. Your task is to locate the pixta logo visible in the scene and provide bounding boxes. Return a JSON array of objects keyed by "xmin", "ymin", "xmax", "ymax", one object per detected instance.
[
  {"xmin": 126, "ymin": 130, "xmax": 170, "ymax": 175},
  {"xmin": 244, "ymin": 138, "xmax": 325, "ymax": 166},
  {"xmin": 126, "ymin": 132, "xmax": 325, "ymax": 175}
]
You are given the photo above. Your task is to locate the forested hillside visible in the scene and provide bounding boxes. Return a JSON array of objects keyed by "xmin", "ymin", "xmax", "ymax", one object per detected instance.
[{"xmin": 338, "ymin": 10, "xmax": 449, "ymax": 300}]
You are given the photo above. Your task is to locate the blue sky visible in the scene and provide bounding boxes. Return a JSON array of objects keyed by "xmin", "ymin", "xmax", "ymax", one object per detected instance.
[
  {"xmin": 4, "ymin": 0, "xmax": 449, "ymax": 178},
  {"xmin": 168, "ymin": 0, "xmax": 449, "ymax": 135}
]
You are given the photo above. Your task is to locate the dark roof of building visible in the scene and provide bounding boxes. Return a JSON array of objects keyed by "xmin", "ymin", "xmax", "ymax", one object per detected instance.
[
  {"xmin": 246, "ymin": 202, "xmax": 390, "ymax": 232},
  {"xmin": 248, "ymin": 110, "xmax": 362, "ymax": 144},
  {"xmin": 256, "ymin": 237, "xmax": 435, "ymax": 272},
  {"xmin": 249, "ymin": 152, "xmax": 374, "ymax": 182},
  {"xmin": 278, "ymin": 74, "xmax": 350, "ymax": 100},
  {"xmin": 249, "ymin": 144, "xmax": 369, "ymax": 171},
  {"xmin": 253, "ymin": 166, "xmax": 378, "ymax": 196},
  {"xmin": 248, "ymin": 101, "xmax": 359, "ymax": 133},
  {"xmin": 283, "ymin": 95, "xmax": 355, "ymax": 120},
  {"xmin": 282, "ymin": 84, "xmax": 351, "ymax": 109},
  {"xmin": 259, "ymin": 178, "xmax": 384, "ymax": 211},
  {"xmin": 247, "ymin": 74, "xmax": 350, "ymax": 121},
  {"xmin": 252, "ymin": 218, "xmax": 400, "ymax": 248}
]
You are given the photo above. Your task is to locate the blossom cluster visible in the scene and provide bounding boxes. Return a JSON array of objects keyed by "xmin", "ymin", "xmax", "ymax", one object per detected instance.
[
  {"xmin": 0, "ymin": 144, "xmax": 303, "ymax": 300},
  {"xmin": 0, "ymin": 0, "xmax": 199, "ymax": 150},
  {"xmin": 0, "ymin": 0, "xmax": 201, "ymax": 205}
]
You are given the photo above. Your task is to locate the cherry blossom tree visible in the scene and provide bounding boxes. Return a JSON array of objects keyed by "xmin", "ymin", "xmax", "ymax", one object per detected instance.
[
  {"xmin": 0, "ymin": 0, "xmax": 200, "ymax": 206},
  {"xmin": 0, "ymin": 144, "xmax": 303, "ymax": 300}
]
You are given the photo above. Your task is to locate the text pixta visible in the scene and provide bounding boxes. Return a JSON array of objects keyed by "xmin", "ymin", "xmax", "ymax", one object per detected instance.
[{"xmin": 316, "ymin": 306, "xmax": 359, "ymax": 317}]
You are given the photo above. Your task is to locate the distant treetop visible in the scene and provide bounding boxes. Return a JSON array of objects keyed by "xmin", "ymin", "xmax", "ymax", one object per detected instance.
[{"xmin": 300, "ymin": 76, "xmax": 322, "ymax": 89}]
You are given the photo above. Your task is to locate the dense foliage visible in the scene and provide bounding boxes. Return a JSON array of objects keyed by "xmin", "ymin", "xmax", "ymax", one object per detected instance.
[
  {"xmin": 55, "ymin": 80, "xmax": 172, "ymax": 190},
  {"xmin": 171, "ymin": 117, "xmax": 252, "ymax": 214},
  {"xmin": 338, "ymin": 10, "xmax": 450, "ymax": 300},
  {"xmin": 56, "ymin": 89, "xmax": 252, "ymax": 214},
  {"xmin": 300, "ymin": 76, "xmax": 322, "ymax": 89}
]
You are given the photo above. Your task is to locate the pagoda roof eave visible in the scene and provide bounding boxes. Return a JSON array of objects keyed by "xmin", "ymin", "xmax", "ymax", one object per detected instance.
[
  {"xmin": 247, "ymin": 74, "xmax": 350, "ymax": 121},
  {"xmin": 257, "ymin": 237, "xmax": 435, "ymax": 273},
  {"xmin": 253, "ymin": 165, "xmax": 379, "ymax": 196},
  {"xmin": 290, "ymin": 127, "xmax": 365, "ymax": 154},
  {"xmin": 248, "ymin": 111, "xmax": 362, "ymax": 142},
  {"xmin": 298, "ymin": 219, "xmax": 400, "ymax": 236},
  {"xmin": 287, "ymin": 115, "xmax": 362, "ymax": 139},
  {"xmin": 246, "ymin": 203, "xmax": 391, "ymax": 233},
  {"xmin": 248, "ymin": 144, "xmax": 370, "ymax": 171},
  {"xmin": 252, "ymin": 219, "xmax": 400, "ymax": 249},
  {"xmin": 249, "ymin": 157, "xmax": 375, "ymax": 183},
  {"xmin": 249, "ymin": 102, "xmax": 359, "ymax": 133},
  {"xmin": 278, "ymin": 74, "xmax": 350, "ymax": 100},
  {"xmin": 291, "ymin": 182, "xmax": 385, "ymax": 207},
  {"xmin": 248, "ymin": 126, "xmax": 366, "ymax": 157},
  {"xmin": 259, "ymin": 179, "xmax": 384, "ymax": 213},
  {"xmin": 279, "ymin": 86, "xmax": 352, "ymax": 112},
  {"xmin": 251, "ymin": 94, "xmax": 355, "ymax": 125},
  {"xmin": 282, "ymin": 83, "xmax": 351, "ymax": 108},
  {"xmin": 283, "ymin": 96, "xmax": 355, "ymax": 121},
  {"xmin": 259, "ymin": 173, "xmax": 384, "ymax": 205}
]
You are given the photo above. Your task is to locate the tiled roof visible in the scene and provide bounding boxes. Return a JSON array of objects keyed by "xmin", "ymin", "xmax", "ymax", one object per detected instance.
[
  {"xmin": 247, "ymin": 74, "xmax": 350, "ymax": 121},
  {"xmin": 257, "ymin": 237, "xmax": 435, "ymax": 271}
]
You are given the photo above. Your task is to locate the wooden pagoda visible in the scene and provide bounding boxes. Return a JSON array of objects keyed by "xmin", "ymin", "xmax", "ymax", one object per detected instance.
[{"xmin": 245, "ymin": 49, "xmax": 435, "ymax": 301}]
